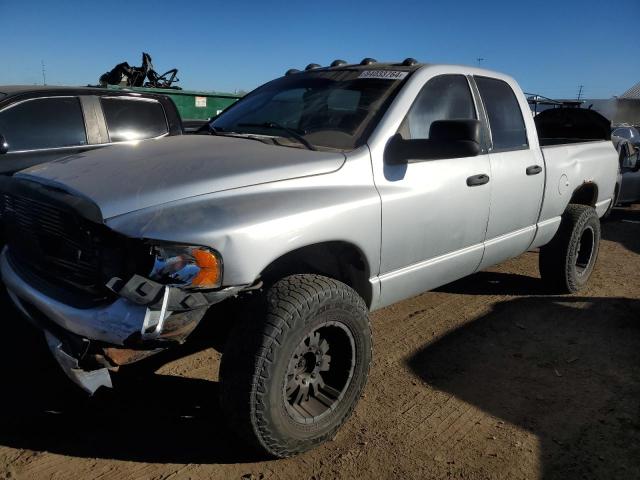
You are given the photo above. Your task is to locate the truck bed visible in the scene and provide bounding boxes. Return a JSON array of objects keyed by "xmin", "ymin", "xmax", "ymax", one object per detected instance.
[
  {"xmin": 538, "ymin": 137, "xmax": 608, "ymax": 146},
  {"xmin": 532, "ymin": 139, "xmax": 619, "ymax": 251},
  {"xmin": 534, "ymin": 107, "xmax": 612, "ymax": 147}
]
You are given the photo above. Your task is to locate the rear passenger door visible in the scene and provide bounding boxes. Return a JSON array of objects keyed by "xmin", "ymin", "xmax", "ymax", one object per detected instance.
[
  {"xmin": 473, "ymin": 76, "xmax": 545, "ymax": 268},
  {"xmin": 99, "ymin": 97, "xmax": 169, "ymax": 143},
  {"xmin": 0, "ymin": 96, "xmax": 91, "ymax": 174}
]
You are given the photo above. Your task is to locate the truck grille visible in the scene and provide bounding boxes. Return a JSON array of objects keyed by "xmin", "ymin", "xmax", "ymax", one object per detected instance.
[{"xmin": 0, "ymin": 192, "xmax": 151, "ymax": 305}]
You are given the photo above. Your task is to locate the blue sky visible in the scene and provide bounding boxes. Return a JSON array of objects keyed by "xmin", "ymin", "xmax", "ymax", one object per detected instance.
[{"xmin": 1, "ymin": 0, "xmax": 638, "ymax": 99}]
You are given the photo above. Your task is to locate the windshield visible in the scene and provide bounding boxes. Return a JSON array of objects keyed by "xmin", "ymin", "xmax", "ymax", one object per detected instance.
[{"xmin": 210, "ymin": 69, "xmax": 410, "ymax": 150}]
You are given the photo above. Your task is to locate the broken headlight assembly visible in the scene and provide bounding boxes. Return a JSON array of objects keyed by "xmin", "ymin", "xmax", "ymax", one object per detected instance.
[{"xmin": 149, "ymin": 244, "xmax": 223, "ymax": 290}]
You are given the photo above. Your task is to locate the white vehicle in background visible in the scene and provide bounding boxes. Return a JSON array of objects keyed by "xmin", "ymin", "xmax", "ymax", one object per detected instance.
[{"xmin": 611, "ymin": 126, "xmax": 640, "ymax": 206}]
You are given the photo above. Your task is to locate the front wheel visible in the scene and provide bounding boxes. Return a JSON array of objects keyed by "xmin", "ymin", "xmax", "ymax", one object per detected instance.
[
  {"xmin": 219, "ymin": 274, "xmax": 372, "ymax": 458},
  {"xmin": 539, "ymin": 204, "xmax": 601, "ymax": 293}
]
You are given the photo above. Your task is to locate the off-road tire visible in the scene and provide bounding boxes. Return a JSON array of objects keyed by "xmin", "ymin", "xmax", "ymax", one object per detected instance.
[
  {"xmin": 539, "ymin": 204, "xmax": 601, "ymax": 293},
  {"xmin": 219, "ymin": 274, "xmax": 372, "ymax": 458}
]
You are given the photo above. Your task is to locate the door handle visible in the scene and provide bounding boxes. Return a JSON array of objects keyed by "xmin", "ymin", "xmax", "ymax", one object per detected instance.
[
  {"xmin": 526, "ymin": 165, "xmax": 543, "ymax": 175},
  {"xmin": 466, "ymin": 174, "xmax": 490, "ymax": 187}
]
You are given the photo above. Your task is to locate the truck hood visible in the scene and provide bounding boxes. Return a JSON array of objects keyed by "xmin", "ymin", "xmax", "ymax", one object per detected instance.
[{"xmin": 16, "ymin": 135, "xmax": 346, "ymax": 219}]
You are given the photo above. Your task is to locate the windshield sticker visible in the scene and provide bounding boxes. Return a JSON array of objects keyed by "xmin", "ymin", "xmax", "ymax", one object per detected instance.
[{"xmin": 358, "ymin": 70, "xmax": 408, "ymax": 80}]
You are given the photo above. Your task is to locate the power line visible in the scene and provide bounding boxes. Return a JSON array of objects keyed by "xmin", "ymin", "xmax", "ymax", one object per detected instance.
[{"xmin": 476, "ymin": 57, "xmax": 485, "ymax": 67}]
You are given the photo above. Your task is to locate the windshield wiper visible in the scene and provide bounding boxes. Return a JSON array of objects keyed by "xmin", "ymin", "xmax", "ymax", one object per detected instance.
[
  {"xmin": 196, "ymin": 124, "xmax": 274, "ymax": 145},
  {"xmin": 237, "ymin": 122, "xmax": 317, "ymax": 151},
  {"xmin": 196, "ymin": 123, "xmax": 223, "ymax": 135}
]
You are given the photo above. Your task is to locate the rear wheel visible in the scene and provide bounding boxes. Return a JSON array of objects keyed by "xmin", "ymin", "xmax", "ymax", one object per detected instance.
[
  {"xmin": 219, "ymin": 274, "xmax": 372, "ymax": 458},
  {"xmin": 539, "ymin": 204, "xmax": 601, "ymax": 293}
]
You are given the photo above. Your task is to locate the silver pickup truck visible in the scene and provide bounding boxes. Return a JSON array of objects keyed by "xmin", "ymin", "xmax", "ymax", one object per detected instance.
[{"xmin": 0, "ymin": 59, "xmax": 618, "ymax": 457}]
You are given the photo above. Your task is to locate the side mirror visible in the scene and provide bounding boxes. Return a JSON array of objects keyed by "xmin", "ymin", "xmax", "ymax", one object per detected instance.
[
  {"xmin": 385, "ymin": 119, "xmax": 482, "ymax": 165},
  {"xmin": 0, "ymin": 134, "xmax": 7, "ymax": 155}
]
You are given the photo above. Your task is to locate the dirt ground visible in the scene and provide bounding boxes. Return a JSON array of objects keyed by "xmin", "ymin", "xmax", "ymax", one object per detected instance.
[{"xmin": 1, "ymin": 206, "xmax": 639, "ymax": 480}]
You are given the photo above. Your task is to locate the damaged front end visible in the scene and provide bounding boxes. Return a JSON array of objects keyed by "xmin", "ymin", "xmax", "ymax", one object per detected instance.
[{"xmin": 0, "ymin": 178, "xmax": 244, "ymax": 394}]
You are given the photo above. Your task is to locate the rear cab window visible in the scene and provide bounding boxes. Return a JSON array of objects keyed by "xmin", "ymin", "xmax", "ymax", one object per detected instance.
[
  {"xmin": 0, "ymin": 97, "xmax": 87, "ymax": 152},
  {"xmin": 100, "ymin": 97, "xmax": 168, "ymax": 142},
  {"xmin": 475, "ymin": 76, "xmax": 528, "ymax": 152}
]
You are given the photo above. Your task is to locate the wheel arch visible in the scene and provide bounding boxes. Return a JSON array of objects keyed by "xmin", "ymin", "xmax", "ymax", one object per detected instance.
[
  {"xmin": 258, "ymin": 241, "xmax": 373, "ymax": 308},
  {"xmin": 568, "ymin": 182, "xmax": 599, "ymax": 207}
]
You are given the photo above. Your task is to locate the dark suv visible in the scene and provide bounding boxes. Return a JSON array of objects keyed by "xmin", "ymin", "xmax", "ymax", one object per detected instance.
[{"xmin": 0, "ymin": 86, "xmax": 184, "ymax": 174}]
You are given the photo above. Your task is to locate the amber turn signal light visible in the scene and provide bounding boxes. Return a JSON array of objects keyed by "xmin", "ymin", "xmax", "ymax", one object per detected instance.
[{"xmin": 191, "ymin": 248, "xmax": 221, "ymax": 287}]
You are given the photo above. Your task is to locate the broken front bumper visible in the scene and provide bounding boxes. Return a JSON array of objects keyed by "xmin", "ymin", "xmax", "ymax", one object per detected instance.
[{"xmin": 0, "ymin": 249, "xmax": 242, "ymax": 394}]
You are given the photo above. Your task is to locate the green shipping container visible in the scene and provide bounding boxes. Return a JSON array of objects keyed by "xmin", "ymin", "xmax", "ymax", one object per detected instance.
[{"xmin": 106, "ymin": 85, "xmax": 242, "ymax": 121}]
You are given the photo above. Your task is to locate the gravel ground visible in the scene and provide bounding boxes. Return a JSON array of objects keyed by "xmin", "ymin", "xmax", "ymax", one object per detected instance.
[{"xmin": 1, "ymin": 206, "xmax": 639, "ymax": 480}]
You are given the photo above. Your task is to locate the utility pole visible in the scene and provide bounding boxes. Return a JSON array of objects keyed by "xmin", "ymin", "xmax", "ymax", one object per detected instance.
[
  {"xmin": 477, "ymin": 57, "xmax": 485, "ymax": 67},
  {"xmin": 41, "ymin": 60, "xmax": 47, "ymax": 85},
  {"xmin": 577, "ymin": 85, "xmax": 584, "ymax": 101}
]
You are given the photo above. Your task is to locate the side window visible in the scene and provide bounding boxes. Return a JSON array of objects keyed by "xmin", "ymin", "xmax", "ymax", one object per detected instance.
[
  {"xmin": 400, "ymin": 75, "xmax": 476, "ymax": 140},
  {"xmin": 0, "ymin": 97, "xmax": 87, "ymax": 152},
  {"xmin": 475, "ymin": 77, "xmax": 528, "ymax": 151},
  {"xmin": 100, "ymin": 98, "xmax": 168, "ymax": 142},
  {"xmin": 613, "ymin": 128, "xmax": 631, "ymax": 140}
]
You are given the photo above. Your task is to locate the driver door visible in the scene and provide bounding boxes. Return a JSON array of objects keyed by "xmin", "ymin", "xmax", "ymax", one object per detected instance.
[{"xmin": 372, "ymin": 74, "xmax": 491, "ymax": 307}]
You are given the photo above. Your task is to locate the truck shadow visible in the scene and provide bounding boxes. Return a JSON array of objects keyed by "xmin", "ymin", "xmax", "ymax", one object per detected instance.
[
  {"xmin": 1, "ymin": 286, "xmax": 639, "ymax": 469},
  {"xmin": 407, "ymin": 295, "xmax": 640, "ymax": 479},
  {"xmin": 0, "ymin": 291, "xmax": 263, "ymax": 465},
  {"xmin": 436, "ymin": 270, "xmax": 550, "ymax": 296}
]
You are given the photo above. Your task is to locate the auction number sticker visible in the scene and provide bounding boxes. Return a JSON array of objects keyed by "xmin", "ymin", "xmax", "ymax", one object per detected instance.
[
  {"xmin": 358, "ymin": 70, "xmax": 408, "ymax": 80},
  {"xmin": 195, "ymin": 96, "xmax": 207, "ymax": 107}
]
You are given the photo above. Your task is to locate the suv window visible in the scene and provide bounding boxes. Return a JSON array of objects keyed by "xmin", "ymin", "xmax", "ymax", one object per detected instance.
[
  {"xmin": 399, "ymin": 74, "xmax": 476, "ymax": 140},
  {"xmin": 101, "ymin": 98, "xmax": 168, "ymax": 142},
  {"xmin": 0, "ymin": 97, "xmax": 87, "ymax": 152},
  {"xmin": 475, "ymin": 77, "xmax": 528, "ymax": 151},
  {"xmin": 613, "ymin": 128, "xmax": 634, "ymax": 140}
]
